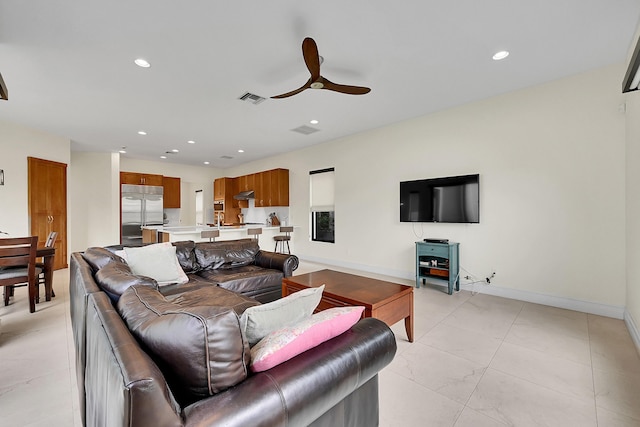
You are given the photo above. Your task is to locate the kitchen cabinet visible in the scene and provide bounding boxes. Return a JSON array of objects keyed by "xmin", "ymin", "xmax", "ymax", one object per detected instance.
[
  {"xmin": 214, "ymin": 177, "xmax": 237, "ymax": 203},
  {"xmin": 255, "ymin": 169, "xmax": 289, "ymax": 207},
  {"xmin": 213, "ymin": 177, "xmax": 239, "ymax": 224},
  {"xmin": 120, "ymin": 171, "xmax": 163, "ymax": 186},
  {"xmin": 236, "ymin": 173, "xmax": 255, "ymax": 193},
  {"xmin": 162, "ymin": 176, "xmax": 181, "ymax": 208},
  {"xmin": 28, "ymin": 157, "xmax": 68, "ymax": 270}
]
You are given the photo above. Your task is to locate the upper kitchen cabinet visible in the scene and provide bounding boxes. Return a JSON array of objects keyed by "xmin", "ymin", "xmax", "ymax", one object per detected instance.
[
  {"xmin": 255, "ymin": 169, "xmax": 289, "ymax": 207},
  {"xmin": 214, "ymin": 177, "xmax": 236, "ymax": 202},
  {"xmin": 236, "ymin": 173, "xmax": 255, "ymax": 193},
  {"xmin": 162, "ymin": 176, "xmax": 181, "ymax": 208},
  {"xmin": 120, "ymin": 171, "xmax": 163, "ymax": 186}
]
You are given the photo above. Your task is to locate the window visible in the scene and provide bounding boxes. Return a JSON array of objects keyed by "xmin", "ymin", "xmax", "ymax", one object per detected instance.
[{"xmin": 310, "ymin": 168, "xmax": 335, "ymax": 243}]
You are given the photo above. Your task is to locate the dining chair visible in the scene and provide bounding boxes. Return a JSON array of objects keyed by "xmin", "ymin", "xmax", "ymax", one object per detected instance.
[
  {"xmin": 37, "ymin": 231, "xmax": 57, "ymax": 300},
  {"xmin": 0, "ymin": 236, "xmax": 40, "ymax": 313},
  {"xmin": 273, "ymin": 226, "xmax": 294, "ymax": 254},
  {"xmin": 7, "ymin": 231, "xmax": 56, "ymax": 303},
  {"xmin": 201, "ymin": 230, "xmax": 219, "ymax": 242}
]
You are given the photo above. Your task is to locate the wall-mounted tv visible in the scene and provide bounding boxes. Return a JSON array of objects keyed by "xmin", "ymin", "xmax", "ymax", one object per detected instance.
[{"xmin": 400, "ymin": 174, "xmax": 479, "ymax": 223}]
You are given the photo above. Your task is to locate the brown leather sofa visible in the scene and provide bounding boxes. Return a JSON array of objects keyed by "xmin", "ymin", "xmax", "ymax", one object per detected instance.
[
  {"xmin": 108, "ymin": 238, "xmax": 299, "ymax": 303},
  {"xmin": 70, "ymin": 242, "xmax": 397, "ymax": 427}
]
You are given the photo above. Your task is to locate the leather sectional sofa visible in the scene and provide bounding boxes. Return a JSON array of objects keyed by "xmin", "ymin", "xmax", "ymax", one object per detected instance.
[{"xmin": 69, "ymin": 239, "xmax": 397, "ymax": 426}]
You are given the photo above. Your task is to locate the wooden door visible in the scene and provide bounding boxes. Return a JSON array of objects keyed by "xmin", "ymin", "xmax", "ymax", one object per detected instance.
[{"xmin": 28, "ymin": 157, "xmax": 68, "ymax": 270}]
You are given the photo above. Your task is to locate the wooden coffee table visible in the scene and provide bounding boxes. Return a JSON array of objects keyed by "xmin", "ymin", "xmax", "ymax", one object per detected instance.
[{"xmin": 282, "ymin": 269, "xmax": 414, "ymax": 342}]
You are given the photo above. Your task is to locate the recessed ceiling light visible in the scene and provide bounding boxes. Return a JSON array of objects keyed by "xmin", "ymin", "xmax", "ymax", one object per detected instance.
[
  {"xmin": 310, "ymin": 119, "xmax": 319, "ymax": 125},
  {"xmin": 492, "ymin": 50, "xmax": 509, "ymax": 61},
  {"xmin": 134, "ymin": 58, "xmax": 151, "ymax": 68},
  {"xmin": 138, "ymin": 130, "xmax": 147, "ymax": 135},
  {"xmin": 238, "ymin": 149, "xmax": 244, "ymax": 153},
  {"xmin": 187, "ymin": 140, "xmax": 195, "ymax": 144},
  {"xmin": 171, "ymin": 149, "xmax": 179, "ymax": 153},
  {"xmin": 204, "ymin": 161, "xmax": 210, "ymax": 165},
  {"xmin": 160, "ymin": 155, "xmax": 167, "ymax": 159}
]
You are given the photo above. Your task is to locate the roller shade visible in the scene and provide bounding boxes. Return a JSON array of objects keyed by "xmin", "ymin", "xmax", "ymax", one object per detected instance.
[{"xmin": 310, "ymin": 169, "xmax": 334, "ymax": 212}]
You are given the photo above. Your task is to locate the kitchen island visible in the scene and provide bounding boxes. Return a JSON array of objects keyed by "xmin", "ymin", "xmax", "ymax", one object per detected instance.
[{"xmin": 142, "ymin": 225, "xmax": 292, "ymax": 251}]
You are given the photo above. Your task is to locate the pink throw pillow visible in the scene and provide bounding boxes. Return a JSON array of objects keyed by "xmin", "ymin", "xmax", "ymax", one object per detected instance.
[{"xmin": 250, "ymin": 306, "xmax": 364, "ymax": 372}]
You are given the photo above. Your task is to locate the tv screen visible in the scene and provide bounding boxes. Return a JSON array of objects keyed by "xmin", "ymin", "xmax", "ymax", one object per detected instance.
[{"xmin": 400, "ymin": 174, "xmax": 479, "ymax": 223}]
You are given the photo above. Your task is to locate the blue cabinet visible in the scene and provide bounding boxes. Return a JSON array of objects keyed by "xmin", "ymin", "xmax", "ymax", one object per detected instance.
[{"xmin": 415, "ymin": 241, "xmax": 460, "ymax": 295}]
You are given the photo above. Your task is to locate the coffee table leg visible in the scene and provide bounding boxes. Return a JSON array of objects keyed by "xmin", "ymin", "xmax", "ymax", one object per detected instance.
[
  {"xmin": 404, "ymin": 315, "xmax": 414, "ymax": 343},
  {"xmin": 405, "ymin": 292, "xmax": 414, "ymax": 342}
]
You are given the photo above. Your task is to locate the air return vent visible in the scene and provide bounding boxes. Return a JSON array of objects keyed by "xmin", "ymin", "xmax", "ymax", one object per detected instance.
[
  {"xmin": 220, "ymin": 155, "xmax": 234, "ymax": 159},
  {"xmin": 238, "ymin": 92, "xmax": 266, "ymax": 104},
  {"xmin": 291, "ymin": 125, "xmax": 320, "ymax": 135}
]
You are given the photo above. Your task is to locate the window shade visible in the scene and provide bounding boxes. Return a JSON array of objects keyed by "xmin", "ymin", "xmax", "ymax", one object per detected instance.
[{"xmin": 310, "ymin": 169, "xmax": 334, "ymax": 212}]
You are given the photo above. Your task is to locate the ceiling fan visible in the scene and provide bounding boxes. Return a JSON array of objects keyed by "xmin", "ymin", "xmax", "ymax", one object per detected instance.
[
  {"xmin": 271, "ymin": 37, "xmax": 371, "ymax": 99},
  {"xmin": 0, "ymin": 72, "xmax": 8, "ymax": 101}
]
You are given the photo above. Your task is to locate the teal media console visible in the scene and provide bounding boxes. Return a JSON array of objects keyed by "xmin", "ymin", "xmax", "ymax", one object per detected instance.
[{"xmin": 415, "ymin": 241, "xmax": 460, "ymax": 295}]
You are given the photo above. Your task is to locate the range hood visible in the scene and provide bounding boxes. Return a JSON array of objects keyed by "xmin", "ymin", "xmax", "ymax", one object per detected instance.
[{"xmin": 233, "ymin": 190, "xmax": 255, "ymax": 200}]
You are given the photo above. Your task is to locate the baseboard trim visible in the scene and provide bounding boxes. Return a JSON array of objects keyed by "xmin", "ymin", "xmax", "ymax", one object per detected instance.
[
  {"xmin": 624, "ymin": 310, "xmax": 640, "ymax": 355},
  {"xmin": 462, "ymin": 283, "xmax": 625, "ymax": 319},
  {"xmin": 298, "ymin": 255, "xmax": 626, "ymax": 319}
]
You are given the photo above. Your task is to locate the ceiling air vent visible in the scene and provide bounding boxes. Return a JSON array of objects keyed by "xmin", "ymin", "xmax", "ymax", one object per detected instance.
[
  {"xmin": 238, "ymin": 92, "xmax": 266, "ymax": 105},
  {"xmin": 220, "ymin": 155, "xmax": 234, "ymax": 159},
  {"xmin": 291, "ymin": 125, "xmax": 320, "ymax": 135}
]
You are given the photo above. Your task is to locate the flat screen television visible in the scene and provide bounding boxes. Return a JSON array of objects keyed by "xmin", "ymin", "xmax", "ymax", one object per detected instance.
[{"xmin": 400, "ymin": 174, "xmax": 479, "ymax": 223}]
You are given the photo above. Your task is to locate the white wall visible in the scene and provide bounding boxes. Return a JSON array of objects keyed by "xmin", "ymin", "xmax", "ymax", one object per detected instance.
[
  {"xmin": 68, "ymin": 152, "xmax": 120, "ymax": 253},
  {"xmin": 625, "ymin": 88, "xmax": 640, "ymax": 348},
  {"xmin": 226, "ymin": 64, "xmax": 628, "ymax": 313},
  {"xmin": 0, "ymin": 119, "xmax": 70, "ymax": 236}
]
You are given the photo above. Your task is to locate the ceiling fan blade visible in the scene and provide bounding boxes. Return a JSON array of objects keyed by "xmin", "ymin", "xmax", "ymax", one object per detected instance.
[
  {"xmin": 271, "ymin": 78, "xmax": 313, "ymax": 99},
  {"xmin": 320, "ymin": 77, "xmax": 371, "ymax": 95},
  {"xmin": 0, "ymin": 72, "xmax": 8, "ymax": 100},
  {"xmin": 302, "ymin": 37, "xmax": 321, "ymax": 81}
]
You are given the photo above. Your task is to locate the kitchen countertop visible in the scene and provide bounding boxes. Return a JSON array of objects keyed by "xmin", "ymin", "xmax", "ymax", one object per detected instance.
[
  {"xmin": 142, "ymin": 224, "xmax": 296, "ymax": 246},
  {"xmin": 144, "ymin": 225, "xmax": 281, "ymax": 235}
]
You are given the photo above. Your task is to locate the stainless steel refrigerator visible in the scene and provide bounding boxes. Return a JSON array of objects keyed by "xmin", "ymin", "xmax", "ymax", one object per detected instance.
[{"xmin": 121, "ymin": 184, "xmax": 164, "ymax": 246}]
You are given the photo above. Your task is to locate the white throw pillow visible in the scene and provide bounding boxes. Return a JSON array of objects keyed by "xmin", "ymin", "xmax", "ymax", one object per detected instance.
[
  {"xmin": 240, "ymin": 285, "xmax": 325, "ymax": 346},
  {"xmin": 124, "ymin": 242, "xmax": 189, "ymax": 286}
]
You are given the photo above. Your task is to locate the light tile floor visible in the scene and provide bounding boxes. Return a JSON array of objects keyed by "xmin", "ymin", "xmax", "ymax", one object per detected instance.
[{"xmin": 1, "ymin": 263, "xmax": 639, "ymax": 426}]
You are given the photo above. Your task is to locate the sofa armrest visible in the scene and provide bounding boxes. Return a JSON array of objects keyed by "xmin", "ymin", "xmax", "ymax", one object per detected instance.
[
  {"xmin": 254, "ymin": 250, "xmax": 299, "ymax": 277},
  {"xmin": 182, "ymin": 317, "xmax": 396, "ymax": 427}
]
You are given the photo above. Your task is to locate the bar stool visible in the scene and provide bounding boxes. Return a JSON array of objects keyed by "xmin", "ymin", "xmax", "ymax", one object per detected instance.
[
  {"xmin": 201, "ymin": 230, "xmax": 219, "ymax": 242},
  {"xmin": 273, "ymin": 226, "xmax": 293, "ymax": 254},
  {"xmin": 247, "ymin": 228, "xmax": 262, "ymax": 244}
]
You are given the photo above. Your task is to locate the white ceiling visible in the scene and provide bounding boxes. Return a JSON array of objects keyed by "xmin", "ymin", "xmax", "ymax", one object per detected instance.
[{"xmin": 1, "ymin": 1, "xmax": 639, "ymax": 168}]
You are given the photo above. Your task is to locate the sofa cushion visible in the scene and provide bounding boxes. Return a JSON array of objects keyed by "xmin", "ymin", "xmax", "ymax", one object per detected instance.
[
  {"xmin": 82, "ymin": 247, "xmax": 126, "ymax": 272},
  {"xmin": 197, "ymin": 265, "xmax": 283, "ymax": 294},
  {"xmin": 194, "ymin": 239, "xmax": 259, "ymax": 270},
  {"xmin": 172, "ymin": 240, "xmax": 199, "ymax": 273},
  {"xmin": 124, "ymin": 242, "xmax": 189, "ymax": 286},
  {"xmin": 163, "ymin": 280, "xmax": 260, "ymax": 316},
  {"xmin": 240, "ymin": 285, "xmax": 324, "ymax": 346},
  {"xmin": 117, "ymin": 285, "xmax": 251, "ymax": 405},
  {"xmin": 94, "ymin": 261, "xmax": 158, "ymax": 302},
  {"xmin": 250, "ymin": 306, "xmax": 364, "ymax": 372}
]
